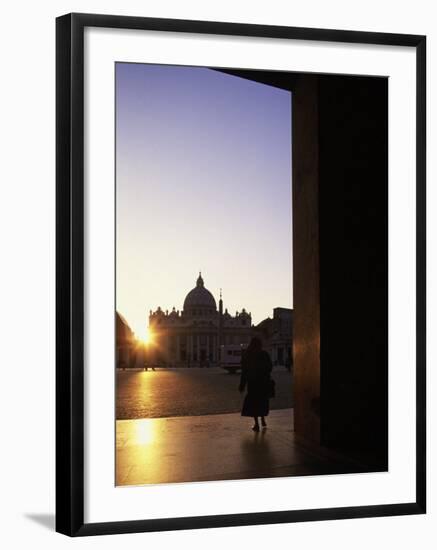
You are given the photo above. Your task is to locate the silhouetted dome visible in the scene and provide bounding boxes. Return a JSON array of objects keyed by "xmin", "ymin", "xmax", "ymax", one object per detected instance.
[{"xmin": 183, "ymin": 273, "xmax": 217, "ymax": 311}]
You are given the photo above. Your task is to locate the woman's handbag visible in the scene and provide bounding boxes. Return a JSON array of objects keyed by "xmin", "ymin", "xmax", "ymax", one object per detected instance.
[{"xmin": 268, "ymin": 378, "xmax": 276, "ymax": 398}]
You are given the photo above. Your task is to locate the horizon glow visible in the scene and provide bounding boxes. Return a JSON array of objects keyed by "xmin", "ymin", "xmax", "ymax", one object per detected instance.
[{"xmin": 116, "ymin": 63, "xmax": 292, "ymax": 339}]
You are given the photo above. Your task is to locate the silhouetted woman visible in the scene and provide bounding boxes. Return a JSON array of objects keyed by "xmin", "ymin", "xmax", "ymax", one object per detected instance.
[{"xmin": 239, "ymin": 337, "xmax": 273, "ymax": 431}]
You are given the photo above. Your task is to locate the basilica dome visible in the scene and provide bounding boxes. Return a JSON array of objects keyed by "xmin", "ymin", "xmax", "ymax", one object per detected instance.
[{"xmin": 183, "ymin": 273, "xmax": 217, "ymax": 312}]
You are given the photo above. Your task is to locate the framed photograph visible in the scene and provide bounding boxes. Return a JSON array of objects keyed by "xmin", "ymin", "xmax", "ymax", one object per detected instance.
[{"xmin": 56, "ymin": 13, "xmax": 426, "ymax": 536}]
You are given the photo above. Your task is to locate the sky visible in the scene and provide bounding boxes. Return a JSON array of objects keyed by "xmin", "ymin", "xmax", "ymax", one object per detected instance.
[{"xmin": 116, "ymin": 63, "xmax": 292, "ymax": 339}]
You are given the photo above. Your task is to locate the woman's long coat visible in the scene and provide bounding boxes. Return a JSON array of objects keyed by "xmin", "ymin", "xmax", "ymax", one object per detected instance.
[{"xmin": 239, "ymin": 349, "xmax": 273, "ymax": 417}]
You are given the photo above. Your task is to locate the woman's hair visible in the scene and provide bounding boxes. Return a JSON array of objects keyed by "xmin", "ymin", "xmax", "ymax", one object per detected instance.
[{"xmin": 247, "ymin": 336, "xmax": 263, "ymax": 353}]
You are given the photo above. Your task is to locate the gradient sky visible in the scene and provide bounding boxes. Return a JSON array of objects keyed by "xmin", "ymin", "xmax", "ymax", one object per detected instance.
[{"xmin": 116, "ymin": 63, "xmax": 292, "ymax": 339}]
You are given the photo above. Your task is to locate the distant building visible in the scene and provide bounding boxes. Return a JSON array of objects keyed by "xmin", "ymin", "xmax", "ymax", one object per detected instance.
[
  {"xmin": 116, "ymin": 312, "xmax": 135, "ymax": 368},
  {"xmin": 148, "ymin": 273, "xmax": 252, "ymax": 366},
  {"xmin": 254, "ymin": 307, "xmax": 293, "ymax": 367}
]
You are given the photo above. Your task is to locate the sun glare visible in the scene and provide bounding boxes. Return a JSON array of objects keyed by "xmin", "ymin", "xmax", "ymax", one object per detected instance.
[
  {"xmin": 134, "ymin": 419, "xmax": 155, "ymax": 445},
  {"xmin": 139, "ymin": 326, "xmax": 153, "ymax": 346}
]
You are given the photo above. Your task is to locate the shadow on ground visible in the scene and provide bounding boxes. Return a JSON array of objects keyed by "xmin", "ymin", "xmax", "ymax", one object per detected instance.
[{"xmin": 25, "ymin": 513, "xmax": 55, "ymax": 531}]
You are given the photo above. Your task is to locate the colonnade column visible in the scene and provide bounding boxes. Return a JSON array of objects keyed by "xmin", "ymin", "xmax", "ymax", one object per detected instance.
[{"xmin": 188, "ymin": 334, "xmax": 193, "ymax": 364}]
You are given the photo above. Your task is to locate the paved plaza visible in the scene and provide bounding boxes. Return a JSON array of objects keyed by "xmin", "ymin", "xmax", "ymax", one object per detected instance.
[
  {"xmin": 116, "ymin": 368, "xmax": 369, "ymax": 486},
  {"xmin": 116, "ymin": 409, "xmax": 366, "ymax": 486},
  {"xmin": 116, "ymin": 367, "xmax": 293, "ymax": 420}
]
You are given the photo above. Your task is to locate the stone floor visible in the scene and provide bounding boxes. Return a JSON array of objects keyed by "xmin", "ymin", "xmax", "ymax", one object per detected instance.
[
  {"xmin": 116, "ymin": 367, "xmax": 293, "ymax": 419},
  {"xmin": 116, "ymin": 409, "xmax": 367, "ymax": 486}
]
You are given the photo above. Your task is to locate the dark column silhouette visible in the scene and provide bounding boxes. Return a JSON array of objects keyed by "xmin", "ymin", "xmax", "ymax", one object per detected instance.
[
  {"xmin": 292, "ymin": 74, "xmax": 388, "ymax": 467},
  {"xmin": 215, "ymin": 68, "xmax": 388, "ymax": 469}
]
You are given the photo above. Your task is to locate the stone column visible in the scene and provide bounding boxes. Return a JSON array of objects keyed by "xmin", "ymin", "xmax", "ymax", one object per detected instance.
[{"xmin": 293, "ymin": 74, "xmax": 388, "ymax": 464}]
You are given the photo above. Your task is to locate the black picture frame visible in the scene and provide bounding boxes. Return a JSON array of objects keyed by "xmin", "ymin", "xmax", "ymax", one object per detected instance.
[{"xmin": 56, "ymin": 12, "xmax": 426, "ymax": 537}]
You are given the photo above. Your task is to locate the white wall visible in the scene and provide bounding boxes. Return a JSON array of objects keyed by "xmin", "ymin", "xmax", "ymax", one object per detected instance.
[{"xmin": 0, "ymin": 0, "xmax": 435, "ymax": 548}]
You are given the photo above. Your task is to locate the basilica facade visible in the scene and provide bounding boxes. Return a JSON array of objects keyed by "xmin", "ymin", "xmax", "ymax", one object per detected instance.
[{"xmin": 148, "ymin": 273, "xmax": 252, "ymax": 366}]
